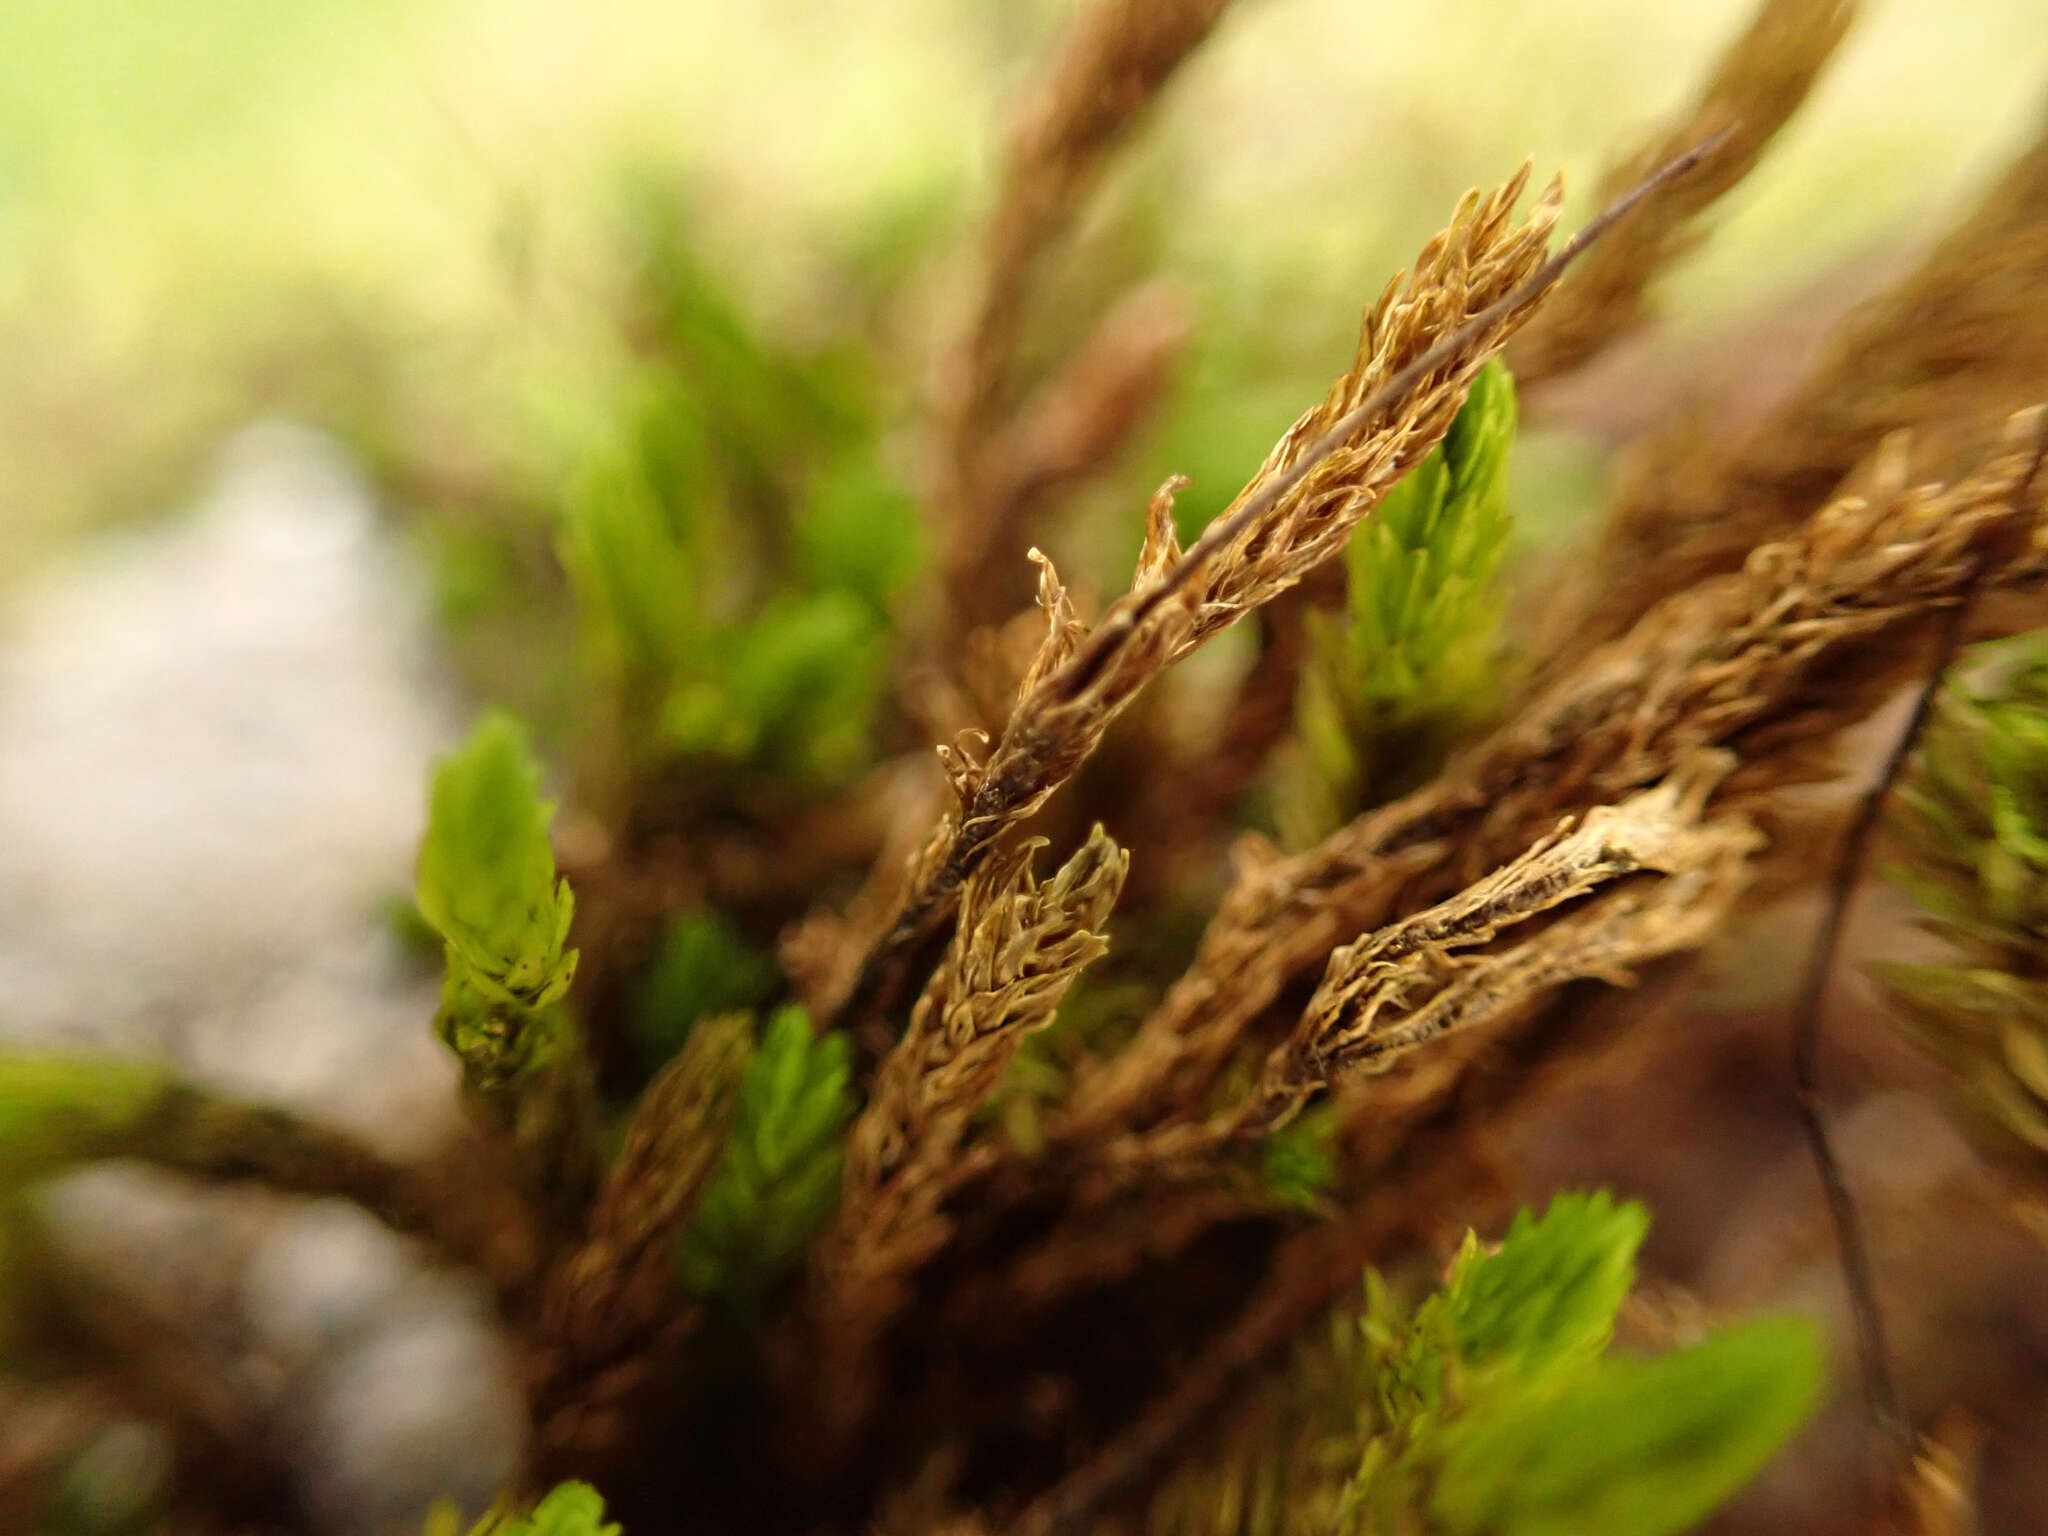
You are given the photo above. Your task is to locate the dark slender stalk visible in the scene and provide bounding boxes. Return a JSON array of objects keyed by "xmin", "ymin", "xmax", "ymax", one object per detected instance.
[
  {"xmin": 1787, "ymin": 614, "xmax": 1958, "ymax": 1462},
  {"xmin": 1791, "ymin": 419, "xmax": 2047, "ymax": 1468}
]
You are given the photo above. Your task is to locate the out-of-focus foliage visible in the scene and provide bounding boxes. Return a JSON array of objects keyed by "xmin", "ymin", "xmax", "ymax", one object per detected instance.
[
  {"xmin": 6, "ymin": 0, "xmax": 2046, "ymax": 602},
  {"xmin": 1349, "ymin": 1192, "xmax": 1818, "ymax": 1536},
  {"xmin": 1258, "ymin": 1105, "xmax": 1338, "ymax": 1213},
  {"xmin": 675, "ymin": 1006, "xmax": 855, "ymax": 1300},
  {"xmin": 1288, "ymin": 361, "xmax": 1517, "ymax": 840},
  {"xmin": 430, "ymin": 1480, "xmax": 620, "ymax": 1536},
  {"xmin": 1883, "ymin": 630, "xmax": 2048, "ymax": 1163},
  {"xmin": 1424, "ymin": 1187, "xmax": 1643, "ymax": 1376},
  {"xmin": 1431, "ymin": 1314, "xmax": 1823, "ymax": 1536},
  {"xmin": 630, "ymin": 908, "xmax": 776, "ymax": 1069},
  {"xmin": 557, "ymin": 180, "xmax": 923, "ymax": 790},
  {"xmin": 42, "ymin": 1420, "xmax": 174, "ymax": 1536},
  {"xmin": 0, "ymin": 1053, "xmax": 169, "ymax": 1195},
  {"xmin": 1153, "ymin": 1193, "xmax": 1820, "ymax": 1536},
  {"xmin": 416, "ymin": 711, "xmax": 579, "ymax": 1092}
]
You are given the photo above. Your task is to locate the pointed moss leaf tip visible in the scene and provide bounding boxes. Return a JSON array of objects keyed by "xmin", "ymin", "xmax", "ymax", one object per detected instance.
[
  {"xmin": 676, "ymin": 1006, "xmax": 855, "ymax": 1299},
  {"xmin": 1432, "ymin": 1314, "xmax": 1823, "ymax": 1536},
  {"xmin": 463, "ymin": 1481, "xmax": 621, "ymax": 1536},
  {"xmin": 1434, "ymin": 1189, "xmax": 1648, "ymax": 1374},
  {"xmin": 416, "ymin": 711, "xmax": 579, "ymax": 1085},
  {"xmin": 1293, "ymin": 358, "xmax": 1520, "ymax": 836},
  {"xmin": 1345, "ymin": 355, "xmax": 1516, "ymax": 710},
  {"xmin": 417, "ymin": 710, "xmax": 577, "ymax": 1004},
  {"xmin": 1326, "ymin": 1192, "xmax": 1817, "ymax": 1536}
]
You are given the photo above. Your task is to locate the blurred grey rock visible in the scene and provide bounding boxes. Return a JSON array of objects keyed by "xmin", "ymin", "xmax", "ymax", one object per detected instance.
[
  {"xmin": 0, "ymin": 420, "xmax": 457, "ymax": 1148},
  {"xmin": 1, "ymin": 423, "xmax": 521, "ymax": 1533},
  {"xmin": 298, "ymin": 1290, "xmax": 526, "ymax": 1536},
  {"xmin": 242, "ymin": 1200, "xmax": 417, "ymax": 1370}
]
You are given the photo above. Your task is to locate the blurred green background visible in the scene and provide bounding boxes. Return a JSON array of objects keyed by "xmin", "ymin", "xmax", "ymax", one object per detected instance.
[{"xmin": 3, "ymin": 0, "xmax": 2046, "ymax": 589}]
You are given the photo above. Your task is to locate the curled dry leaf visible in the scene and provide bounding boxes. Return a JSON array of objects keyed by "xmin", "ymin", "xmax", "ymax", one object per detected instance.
[
  {"xmin": 1276, "ymin": 770, "xmax": 1759, "ymax": 1090},
  {"xmin": 1096, "ymin": 762, "xmax": 1760, "ymax": 1181}
]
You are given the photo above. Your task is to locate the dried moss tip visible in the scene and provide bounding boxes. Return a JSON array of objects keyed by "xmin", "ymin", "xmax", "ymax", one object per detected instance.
[
  {"xmin": 1567, "ymin": 107, "xmax": 2048, "ymax": 653},
  {"xmin": 1285, "ymin": 764, "xmax": 1761, "ymax": 1088},
  {"xmin": 840, "ymin": 157, "xmax": 1574, "ymax": 1034},
  {"xmin": 816, "ymin": 826, "xmax": 1129, "ymax": 1427},
  {"xmin": 847, "ymin": 825, "xmax": 1130, "ymax": 1220},
  {"xmin": 538, "ymin": 1013, "xmax": 752, "ymax": 1368},
  {"xmin": 1073, "ymin": 412, "xmax": 2048, "ymax": 1162}
]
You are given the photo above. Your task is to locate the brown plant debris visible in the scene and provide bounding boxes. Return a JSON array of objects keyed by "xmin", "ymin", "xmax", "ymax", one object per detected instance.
[
  {"xmin": 1058, "ymin": 409, "xmax": 2048, "ymax": 1164},
  {"xmin": 1510, "ymin": 0, "xmax": 1858, "ymax": 386},
  {"xmin": 528, "ymin": 1013, "xmax": 752, "ymax": 1468},
  {"xmin": 1567, "ymin": 109, "xmax": 2048, "ymax": 650},
  {"xmin": 814, "ymin": 825, "xmax": 1129, "ymax": 1426},
  {"xmin": 996, "ymin": 774, "xmax": 1756, "ymax": 1325}
]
